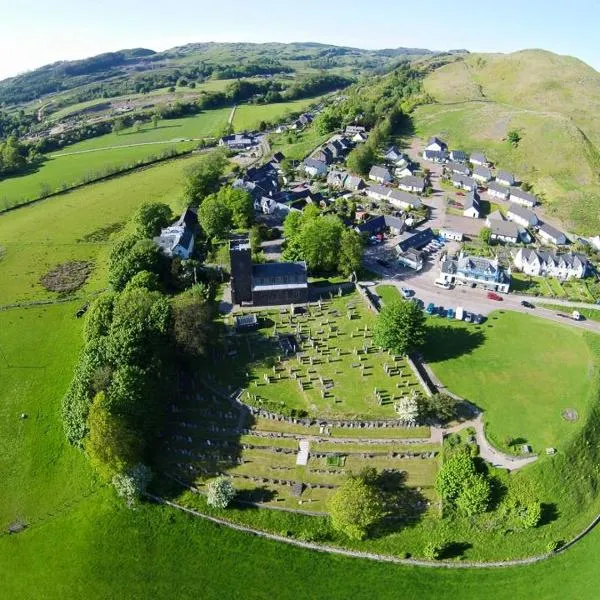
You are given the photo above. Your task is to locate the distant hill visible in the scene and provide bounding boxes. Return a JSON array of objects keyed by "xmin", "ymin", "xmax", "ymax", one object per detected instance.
[
  {"xmin": 414, "ymin": 50, "xmax": 600, "ymax": 234},
  {"xmin": 0, "ymin": 42, "xmax": 436, "ymax": 106}
]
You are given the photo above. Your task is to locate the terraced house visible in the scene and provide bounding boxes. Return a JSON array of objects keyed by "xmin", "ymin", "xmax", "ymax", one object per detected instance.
[{"xmin": 513, "ymin": 249, "xmax": 588, "ymax": 279}]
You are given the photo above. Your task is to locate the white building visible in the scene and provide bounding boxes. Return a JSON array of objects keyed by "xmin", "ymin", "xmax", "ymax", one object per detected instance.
[
  {"xmin": 509, "ymin": 187, "xmax": 538, "ymax": 208},
  {"xmin": 506, "ymin": 204, "xmax": 538, "ymax": 228},
  {"xmin": 472, "ymin": 165, "xmax": 493, "ymax": 183},
  {"xmin": 452, "ymin": 173, "xmax": 477, "ymax": 192},
  {"xmin": 470, "ymin": 152, "xmax": 488, "ymax": 166},
  {"xmin": 496, "ymin": 171, "xmax": 515, "ymax": 186},
  {"xmin": 387, "ymin": 189, "xmax": 422, "ymax": 210},
  {"xmin": 486, "ymin": 181, "xmax": 510, "ymax": 200},
  {"xmin": 302, "ymin": 158, "xmax": 328, "ymax": 177},
  {"xmin": 513, "ymin": 249, "xmax": 587, "ymax": 279},
  {"xmin": 439, "ymin": 229, "xmax": 464, "ymax": 241},
  {"xmin": 398, "ymin": 176, "xmax": 425, "ymax": 194},
  {"xmin": 538, "ymin": 223, "xmax": 567, "ymax": 246},
  {"xmin": 463, "ymin": 191, "xmax": 481, "ymax": 218},
  {"xmin": 369, "ymin": 165, "xmax": 393, "ymax": 184},
  {"xmin": 426, "ymin": 136, "xmax": 447, "ymax": 152},
  {"xmin": 439, "ymin": 253, "xmax": 511, "ymax": 292}
]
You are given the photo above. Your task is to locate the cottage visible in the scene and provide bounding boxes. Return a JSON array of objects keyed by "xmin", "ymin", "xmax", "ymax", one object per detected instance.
[
  {"xmin": 153, "ymin": 207, "xmax": 197, "ymax": 259},
  {"xmin": 369, "ymin": 165, "xmax": 393, "ymax": 184},
  {"xmin": 352, "ymin": 131, "xmax": 368, "ymax": 143},
  {"xmin": 506, "ymin": 204, "xmax": 538, "ymax": 228},
  {"xmin": 440, "ymin": 253, "xmax": 511, "ymax": 292},
  {"xmin": 219, "ymin": 133, "xmax": 256, "ymax": 149},
  {"xmin": 463, "ymin": 190, "xmax": 481, "ymax": 218},
  {"xmin": 538, "ymin": 223, "xmax": 567, "ymax": 246},
  {"xmin": 496, "ymin": 171, "xmax": 515, "ymax": 187},
  {"xmin": 449, "ymin": 150, "xmax": 468, "ymax": 162},
  {"xmin": 395, "ymin": 228, "xmax": 435, "ymax": 270},
  {"xmin": 397, "ymin": 248, "xmax": 424, "ymax": 271},
  {"xmin": 302, "ymin": 158, "xmax": 328, "ymax": 177},
  {"xmin": 470, "ymin": 152, "xmax": 488, "ymax": 166},
  {"xmin": 365, "ymin": 184, "xmax": 392, "ymax": 201},
  {"xmin": 509, "ymin": 187, "xmax": 538, "ymax": 208},
  {"xmin": 398, "ymin": 175, "xmax": 425, "ymax": 194},
  {"xmin": 422, "ymin": 149, "xmax": 448, "ymax": 163},
  {"xmin": 472, "ymin": 165, "xmax": 493, "ymax": 183},
  {"xmin": 485, "ymin": 209, "xmax": 505, "ymax": 226},
  {"xmin": 384, "ymin": 146, "xmax": 403, "ymax": 162},
  {"xmin": 345, "ymin": 125, "xmax": 366, "ymax": 135},
  {"xmin": 439, "ymin": 229, "xmax": 464, "ymax": 241},
  {"xmin": 343, "ymin": 174, "xmax": 365, "ymax": 192},
  {"xmin": 426, "ymin": 137, "xmax": 447, "ymax": 152},
  {"xmin": 513, "ymin": 249, "xmax": 587, "ymax": 280},
  {"xmin": 387, "ymin": 189, "xmax": 422, "ymax": 211},
  {"xmin": 486, "ymin": 181, "xmax": 510, "ymax": 200},
  {"xmin": 452, "ymin": 173, "xmax": 477, "ymax": 192},
  {"xmin": 355, "ymin": 214, "xmax": 405, "ymax": 236},
  {"xmin": 489, "ymin": 220, "xmax": 520, "ymax": 244},
  {"xmin": 394, "ymin": 166, "xmax": 413, "ymax": 179},
  {"xmin": 327, "ymin": 170, "xmax": 347, "ymax": 188},
  {"xmin": 313, "ymin": 148, "xmax": 333, "ymax": 165},
  {"xmin": 447, "ymin": 161, "xmax": 470, "ymax": 176}
]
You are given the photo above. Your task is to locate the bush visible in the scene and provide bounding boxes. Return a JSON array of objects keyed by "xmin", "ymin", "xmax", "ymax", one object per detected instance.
[
  {"xmin": 112, "ymin": 463, "xmax": 152, "ymax": 507},
  {"xmin": 423, "ymin": 541, "xmax": 444, "ymax": 560},
  {"xmin": 207, "ymin": 477, "xmax": 236, "ymax": 509}
]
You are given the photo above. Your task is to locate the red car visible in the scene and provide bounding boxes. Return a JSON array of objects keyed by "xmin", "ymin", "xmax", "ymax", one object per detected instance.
[{"xmin": 487, "ymin": 291, "xmax": 503, "ymax": 301}]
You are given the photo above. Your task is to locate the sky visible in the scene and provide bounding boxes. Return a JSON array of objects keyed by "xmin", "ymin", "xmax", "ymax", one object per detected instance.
[{"xmin": 1, "ymin": 0, "xmax": 600, "ymax": 80}]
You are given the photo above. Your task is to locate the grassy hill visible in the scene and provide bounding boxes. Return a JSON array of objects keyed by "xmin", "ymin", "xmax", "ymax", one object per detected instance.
[{"xmin": 414, "ymin": 50, "xmax": 600, "ymax": 234}]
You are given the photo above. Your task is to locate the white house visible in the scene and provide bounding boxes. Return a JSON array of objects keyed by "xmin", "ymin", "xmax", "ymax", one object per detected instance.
[
  {"xmin": 426, "ymin": 136, "xmax": 447, "ymax": 152},
  {"xmin": 384, "ymin": 146, "xmax": 403, "ymax": 162},
  {"xmin": 506, "ymin": 204, "xmax": 538, "ymax": 228},
  {"xmin": 422, "ymin": 149, "xmax": 448, "ymax": 163},
  {"xmin": 153, "ymin": 207, "xmax": 196, "ymax": 259},
  {"xmin": 352, "ymin": 131, "xmax": 368, "ymax": 143},
  {"xmin": 395, "ymin": 166, "xmax": 413, "ymax": 179},
  {"xmin": 486, "ymin": 181, "xmax": 510, "ymax": 200},
  {"xmin": 387, "ymin": 189, "xmax": 422, "ymax": 211},
  {"xmin": 344, "ymin": 174, "xmax": 365, "ymax": 192},
  {"xmin": 472, "ymin": 165, "xmax": 493, "ymax": 183},
  {"xmin": 513, "ymin": 249, "xmax": 587, "ymax": 279},
  {"xmin": 496, "ymin": 171, "xmax": 515, "ymax": 187},
  {"xmin": 447, "ymin": 161, "xmax": 470, "ymax": 176},
  {"xmin": 302, "ymin": 158, "xmax": 328, "ymax": 177},
  {"xmin": 439, "ymin": 229, "xmax": 464, "ymax": 241},
  {"xmin": 538, "ymin": 223, "xmax": 567, "ymax": 245},
  {"xmin": 365, "ymin": 184, "xmax": 391, "ymax": 201},
  {"xmin": 485, "ymin": 209, "xmax": 505, "ymax": 227},
  {"xmin": 369, "ymin": 165, "xmax": 393, "ymax": 184},
  {"xmin": 398, "ymin": 175, "xmax": 425, "ymax": 194},
  {"xmin": 452, "ymin": 173, "xmax": 477, "ymax": 192},
  {"xmin": 326, "ymin": 170, "xmax": 347, "ymax": 188},
  {"xmin": 449, "ymin": 150, "xmax": 468, "ymax": 162},
  {"xmin": 470, "ymin": 152, "xmax": 488, "ymax": 166},
  {"xmin": 440, "ymin": 253, "xmax": 511, "ymax": 292},
  {"xmin": 489, "ymin": 220, "xmax": 520, "ymax": 244},
  {"xmin": 590, "ymin": 236, "xmax": 600, "ymax": 251},
  {"xmin": 509, "ymin": 187, "xmax": 538, "ymax": 207},
  {"xmin": 463, "ymin": 191, "xmax": 481, "ymax": 218}
]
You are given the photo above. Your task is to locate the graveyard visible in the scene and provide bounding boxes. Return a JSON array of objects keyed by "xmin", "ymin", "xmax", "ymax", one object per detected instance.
[
  {"xmin": 217, "ymin": 293, "xmax": 424, "ymax": 420},
  {"xmin": 157, "ymin": 291, "xmax": 440, "ymax": 514}
]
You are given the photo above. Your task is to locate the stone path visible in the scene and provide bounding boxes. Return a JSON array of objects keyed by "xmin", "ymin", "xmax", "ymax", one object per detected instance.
[{"xmin": 296, "ymin": 439, "xmax": 310, "ymax": 466}]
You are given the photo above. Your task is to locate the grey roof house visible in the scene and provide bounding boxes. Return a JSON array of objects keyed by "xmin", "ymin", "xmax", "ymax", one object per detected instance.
[{"xmin": 369, "ymin": 165, "xmax": 393, "ymax": 184}]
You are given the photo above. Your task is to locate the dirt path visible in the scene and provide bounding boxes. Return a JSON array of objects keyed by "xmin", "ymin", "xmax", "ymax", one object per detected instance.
[
  {"xmin": 228, "ymin": 104, "xmax": 237, "ymax": 126},
  {"xmin": 50, "ymin": 139, "xmax": 200, "ymax": 158}
]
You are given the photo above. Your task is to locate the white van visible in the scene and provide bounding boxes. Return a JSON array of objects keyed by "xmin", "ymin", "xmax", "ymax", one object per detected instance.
[{"xmin": 455, "ymin": 306, "xmax": 464, "ymax": 320}]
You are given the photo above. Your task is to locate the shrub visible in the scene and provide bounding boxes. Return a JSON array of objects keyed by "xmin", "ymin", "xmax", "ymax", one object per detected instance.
[
  {"xmin": 112, "ymin": 463, "xmax": 152, "ymax": 507},
  {"xmin": 206, "ymin": 477, "xmax": 236, "ymax": 509},
  {"xmin": 423, "ymin": 541, "xmax": 444, "ymax": 560}
]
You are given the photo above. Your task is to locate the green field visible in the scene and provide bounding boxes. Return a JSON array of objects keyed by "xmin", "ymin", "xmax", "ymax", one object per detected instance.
[
  {"xmin": 270, "ymin": 126, "xmax": 332, "ymax": 161},
  {"xmin": 375, "ymin": 284, "xmax": 402, "ymax": 306},
  {"xmin": 424, "ymin": 311, "xmax": 596, "ymax": 452},
  {"xmin": 538, "ymin": 303, "xmax": 600, "ymax": 323},
  {"xmin": 0, "ymin": 156, "xmax": 189, "ymax": 305},
  {"xmin": 233, "ymin": 97, "xmax": 324, "ymax": 131}
]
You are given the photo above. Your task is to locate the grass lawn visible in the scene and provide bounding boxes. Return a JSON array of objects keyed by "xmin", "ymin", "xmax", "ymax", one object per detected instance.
[
  {"xmin": 215, "ymin": 294, "xmax": 423, "ymax": 419},
  {"xmin": 423, "ymin": 311, "xmax": 597, "ymax": 453},
  {"xmin": 233, "ymin": 97, "xmax": 325, "ymax": 131},
  {"xmin": 538, "ymin": 303, "xmax": 600, "ymax": 323},
  {"xmin": 0, "ymin": 142, "xmax": 194, "ymax": 209},
  {"xmin": 375, "ymin": 284, "xmax": 402, "ymax": 306},
  {"xmin": 0, "ymin": 156, "xmax": 190, "ymax": 306},
  {"xmin": 270, "ymin": 125, "xmax": 332, "ymax": 161}
]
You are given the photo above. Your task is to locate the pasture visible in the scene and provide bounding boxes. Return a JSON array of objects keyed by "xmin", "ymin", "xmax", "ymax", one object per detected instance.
[{"xmin": 232, "ymin": 96, "xmax": 325, "ymax": 131}]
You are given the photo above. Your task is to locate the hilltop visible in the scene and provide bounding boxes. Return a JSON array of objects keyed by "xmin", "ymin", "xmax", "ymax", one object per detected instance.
[{"xmin": 413, "ymin": 49, "xmax": 600, "ymax": 234}]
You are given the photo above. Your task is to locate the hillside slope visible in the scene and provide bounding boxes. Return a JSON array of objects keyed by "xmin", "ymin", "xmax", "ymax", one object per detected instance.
[{"xmin": 415, "ymin": 50, "xmax": 600, "ymax": 234}]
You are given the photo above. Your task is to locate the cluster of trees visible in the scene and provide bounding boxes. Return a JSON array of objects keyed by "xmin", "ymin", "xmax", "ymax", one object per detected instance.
[
  {"xmin": 0, "ymin": 110, "xmax": 37, "ymax": 140},
  {"xmin": 373, "ymin": 299, "xmax": 426, "ymax": 356},
  {"xmin": 0, "ymin": 136, "xmax": 42, "ymax": 178},
  {"xmin": 282, "ymin": 205, "xmax": 363, "ymax": 276},
  {"xmin": 62, "ymin": 201, "xmax": 216, "ymax": 503},
  {"xmin": 198, "ymin": 186, "xmax": 254, "ymax": 239},
  {"xmin": 394, "ymin": 390, "xmax": 460, "ymax": 425},
  {"xmin": 328, "ymin": 468, "xmax": 385, "ymax": 540}
]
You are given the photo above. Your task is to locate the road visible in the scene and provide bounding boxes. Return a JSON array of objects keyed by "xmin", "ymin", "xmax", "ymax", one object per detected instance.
[{"xmin": 362, "ymin": 254, "xmax": 600, "ymax": 334}]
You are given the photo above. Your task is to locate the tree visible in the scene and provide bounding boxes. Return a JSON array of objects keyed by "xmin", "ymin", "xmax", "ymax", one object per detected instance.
[
  {"xmin": 207, "ymin": 477, "xmax": 236, "ymax": 508},
  {"xmin": 112, "ymin": 463, "xmax": 152, "ymax": 507},
  {"xmin": 456, "ymin": 474, "xmax": 491, "ymax": 516},
  {"xmin": 328, "ymin": 470, "xmax": 385, "ymax": 540},
  {"xmin": 423, "ymin": 541, "xmax": 444, "ymax": 560},
  {"xmin": 198, "ymin": 193, "xmax": 232, "ymax": 239},
  {"xmin": 151, "ymin": 113, "xmax": 160, "ymax": 128},
  {"xmin": 133, "ymin": 202, "xmax": 172, "ymax": 238},
  {"xmin": 507, "ymin": 129, "xmax": 522, "ymax": 147},
  {"xmin": 282, "ymin": 210, "xmax": 303, "ymax": 242},
  {"xmin": 219, "ymin": 186, "xmax": 254, "ymax": 228},
  {"xmin": 394, "ymin": 395, "xmax": 420, "ymax": 423},
  {"xmin": 373, "ymin": 299, "xmax": 426, "ymax": 356},
  {"xmin": 421, "ymin": 393, "xmax": 459, "ymax": 425},
  {"xmin": 183, "ymin": 150, "xmax": 228, "ymax": 207},
  {"xmin": 346, "ymin": 144, "xmax": 376, "ymax": 176},
  {"xmin": 85, "ymin": 392, "xmax": 140, "ymax": 481},
  {"xmin": 314, "ymin": 109, "xmax": 341, "ymax": 135},
  {"xmin": 112, "ymin": 118, "xmax": 125, "ymax": 135},
  {"xmin": 109, "ymin": 237, "xmax": 166, "ymax": 292},
  {"xmin": 338, "ymin": 229, "xmax": 363, "ymax": 277},
  {"xmin": 299, "ymin": 215, "xmax": 344, "ymax": 273},
  {"xmin": 435, "ymin": 451, "xmax": 477, "ymax": 502},
  {"xmin": 134, "ymin": 120, "xmax": 143, "ymax": 132},
  {"xmin": 479, "ymin": 226, "xmax": 491, "ymax": 245},
  {"xmin": 249, "ymin": 225, "xmax": 263, "ymax": 258},
  {"xmin": 125, "ymin": 270, "xmax": 161, "ymax": 292}
]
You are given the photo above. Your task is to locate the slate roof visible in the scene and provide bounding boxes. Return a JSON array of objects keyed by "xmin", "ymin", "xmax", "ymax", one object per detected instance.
[
  {"xmin": 496, "ymin": 170, "xmax": 515, "ymax": 185},
  {"xmin": 398, "ymin": 175, "xmax": 425, "ymax": 190},
  {"xmin": 423, "ymin": 149, "xmax": 449, "ymax": 161},
  {"xmin": 303, "ymin": 158, "xmax": 327, "ymax": 171},
  {"xmin": 473, "ymin": 165, "xmax": 492, "ymax": 180},
  {"xmin": 517, "ymin": 249, "xmax": 587, "ymax": 270},
  {"xmin": 487, "ymin": 181, "xmax": 510, "ymax": 195},
  {"xmin": 449, "ymin": 150, "xmax": 468, "ymax": 162},
  {"xmin": 369, "ymin": 165, "xmax": 392, "ymax": 180},
  {"xmin": 396, "ymin": 228, "xmax": 434, "ymax": 252},
  {"xmin": 538, "ymin": 222, "xmax": 567, "ymax": 243},
  {"xmin": 427, "ymin": 136, "xmax": 447, "ymax": 149},
  {"xmin": 486, "ymin": 209, "xmax": 505, "ymax": 222},
  {"xmin": 387, "ymin": 189, "xmax": 422, "ymax": 209},
  {"xmin": 176, "ymin": 207, "xmax": 198, "ymax": 228},
  {"xmin": 252, "ymin": 262, "xmax": 308, "ymax": 288},
  {"xmin": 452, "ymin": 173, "xmax": 477, "ymax": 188},
  {"xmin": 507, "ymin": 203, "xmax": 538, "ymax": 226},
  {"xmin": 463, "ymin": 190, "xmax": 480, "ymax": 212},
  {"xmin": 470, "ymin": 152, "xmax": 487, "ymax": 164},
  {"xmin": 490, "ymin": 220, "xmax": 520, "ymax": 240},
  {"xmin": 510, "ymin": 187, "xmax": 538, "ymax": 205},
  {"xmin": 344, "ymin": 175, "xmax": 365, "ymax": 190},
  {"xmin": 447, "ymin": 161, "xmax": 470, "ymax": 175}
]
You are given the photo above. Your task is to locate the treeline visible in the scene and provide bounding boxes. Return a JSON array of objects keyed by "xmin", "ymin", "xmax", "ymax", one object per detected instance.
[
  {"xmin": 61, "ymin": 202, "xmax": 218, "ymax": 504},
  {"xmin": 0, "ymin": 110, "xmax": 38, "ymax": 139},
  {"xmin": 0, "ymin": 136, "xmax": 42, "ymax": 178}
]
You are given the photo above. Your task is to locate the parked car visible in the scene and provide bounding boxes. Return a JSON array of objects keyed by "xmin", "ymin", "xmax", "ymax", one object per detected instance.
[
  {"xmin": 434, "ymin": 280, "xmax": 451, "ymax": 289},
  {"xmin": 426, "ymin": 302, "xmax": 435, "ymax": 315},
  {"xmin": 376, "ymin": 258, "xmax": 390, "ymax": 268},
  {"xmin": 463, "ymin": 311, "xmax": 472, "ymax": 323},
  {"xmin": 520, "ymin": 300, "xmax": 535, "ymax": 309},
  {"xmin": 437, "ymin": 306, "xmax": 445, "ymax": 317},
  {"xmin": 447, "ymin": 308, "xmax": 455, "ymax": 319},
  {"xmin": 400, "ymin": 287, "xmax": 413, "ymax": 299},
  {"xmin": 473, "ymin": 313, "xmax": 485, "ymax": 324},
  {"xmin": 487, "ymin": 291, "xmax": 503, "ymax": 301}
]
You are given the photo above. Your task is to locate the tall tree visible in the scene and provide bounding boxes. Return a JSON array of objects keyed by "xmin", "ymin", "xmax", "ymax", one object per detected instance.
[
  {"xmin": 133, "ymin": 202, "xmax": 172, "ymax": 238},
  {"xmin": 346, "ymin": 143, "xmax": 376, "ymax": 176},
  {"xmin": 299, "ymin": 215, "xmax": 344, "ymax": 273},
  {"xmin": 198, "ymin": 193, "xmax": 232, "ymax": 239},
  {"xmin": 373, "ymin": 299, "xmax": 426, "ymax": 356},
  {"xmin": 183, "ymin": 150, "xmax": 227, "ymax": 207},
  {"xmin": 338, "ymin": 229, "xmax": 363, "ymax": 276}
]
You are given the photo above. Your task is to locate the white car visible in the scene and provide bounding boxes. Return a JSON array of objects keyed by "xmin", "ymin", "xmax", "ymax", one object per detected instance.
[
  {"xmin": 400, "ymin": 287, "xmax": 413, "ymax": 298},
  {"xmin": 434, "ymin": 280, "xmax": 451, "ymax": 289}
]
